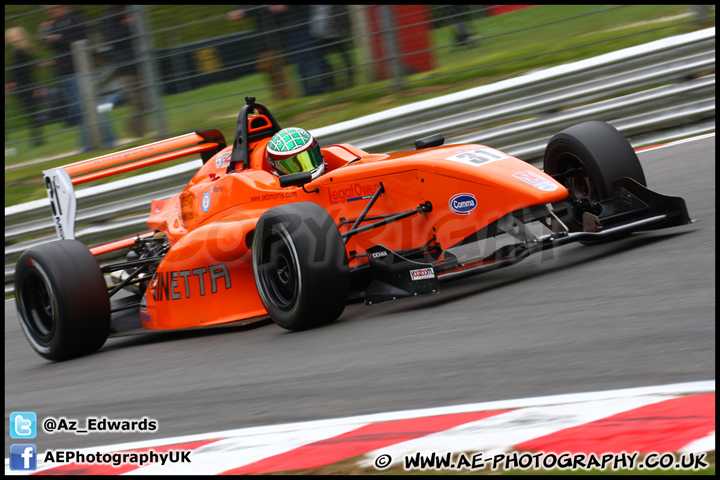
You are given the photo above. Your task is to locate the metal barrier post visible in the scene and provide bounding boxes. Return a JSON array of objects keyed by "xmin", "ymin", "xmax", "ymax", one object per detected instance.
[
  {"xmin": 71, "ymin": 39, "xmax": 102, "ymax": 150},
  {"xmin": 350, "ymin": 6, "xmax": 375, "ymax": 83},
  {"xmin": 129, "ymin": 5, "xmax": 166, "ymax": 137},
  {"xmin": 380, "ymin": 5, "xmax": 403, "ymax": 92}
]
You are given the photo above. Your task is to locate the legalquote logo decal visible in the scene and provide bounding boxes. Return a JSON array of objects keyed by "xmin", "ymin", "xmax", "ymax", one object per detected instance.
[{"xmin": 449, "ymin": 193, "xmax": 477, "ymax": 215}]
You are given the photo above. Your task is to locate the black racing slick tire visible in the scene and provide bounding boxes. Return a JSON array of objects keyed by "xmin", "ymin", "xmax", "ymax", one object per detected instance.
[
  {"xmin": 14, "ymin": 240, "xmax": 110, "ymax": 361},
  {"xmin": 252, "ymin": 202, "xmax": 349, "ymax": 331},
  {"xmin": 543, "ymin": 121, "xmax": 647, "ymax": 231}
]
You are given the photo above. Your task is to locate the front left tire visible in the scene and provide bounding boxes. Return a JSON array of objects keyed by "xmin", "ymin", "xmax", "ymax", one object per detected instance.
[{"xmin": 252, "ymin": 203, "xmax": 349, "ymax": 331}]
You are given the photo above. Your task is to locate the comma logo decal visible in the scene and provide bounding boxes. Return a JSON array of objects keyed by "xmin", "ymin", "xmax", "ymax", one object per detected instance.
[{"xmin": 449, "ymin": 193, "xmax": 477, "ymax": 215}]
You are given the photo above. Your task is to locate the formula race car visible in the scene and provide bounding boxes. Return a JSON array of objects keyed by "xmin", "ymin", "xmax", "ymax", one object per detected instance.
[{"xmin": 15, "ymin": 97, "xmax": 692, "ymax": 361}]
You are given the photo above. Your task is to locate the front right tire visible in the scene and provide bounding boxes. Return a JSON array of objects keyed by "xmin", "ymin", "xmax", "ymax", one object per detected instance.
[{"xmin": 544, "ymin": 121, "xmax": 647, "ymax": 231}]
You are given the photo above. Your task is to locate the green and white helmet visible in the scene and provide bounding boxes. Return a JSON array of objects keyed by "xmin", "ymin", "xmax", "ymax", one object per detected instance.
[{"xmin": 266, "ymin": 127, "xmax": 325, "ymax": 179}]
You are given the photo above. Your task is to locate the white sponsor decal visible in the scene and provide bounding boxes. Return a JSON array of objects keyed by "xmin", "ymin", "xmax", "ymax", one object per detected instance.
[
  {"xmin": 512, "ymin": 170, "xmax": 559, "ymax": 191},
  {"xmin": 445, "ymin": 148, "xmax": 508, "ymax": 167},
  {"xmin": 410, "ymin": 267, "xmax": 435, "ymax": 281},
  {"xmin": 215, "ymin": 152, "xmax": 231, "ymax": 169}
]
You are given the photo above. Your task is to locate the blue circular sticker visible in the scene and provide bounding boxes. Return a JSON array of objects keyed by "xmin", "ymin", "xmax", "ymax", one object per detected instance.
[
  {"xmin": 449, "ymin": 193, "xmax": 477, "ymax": 215},
  {"xmin": 202, "ymin": 192, "xmax": 211, "ymax": 212}
]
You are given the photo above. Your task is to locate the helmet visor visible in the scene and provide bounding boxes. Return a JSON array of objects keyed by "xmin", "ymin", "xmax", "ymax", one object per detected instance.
[{"xmin": 273, "ymin": 144, "xmax": 324, "ymax": 175}]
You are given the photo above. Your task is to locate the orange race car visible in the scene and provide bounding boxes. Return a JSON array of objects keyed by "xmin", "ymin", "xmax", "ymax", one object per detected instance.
[{"xmin": 14, "ymin": 97, "xmax": 692, "ymax": 361}]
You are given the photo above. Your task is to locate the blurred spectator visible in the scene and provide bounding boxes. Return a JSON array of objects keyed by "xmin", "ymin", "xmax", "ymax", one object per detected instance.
[
  {"xmin": 5, "ymin": 27, "xmax": 44, "ymax": 147},
  {"xmin": 39, "ymin": 5, "xmax": 86, "ymax": 128},
  {"xmin": 227, "ymin": 5, "xmax": 291, "ymax": 100},
  {"xmin": 228, "ymin": 5, "xmax": 328, "ymax": 98},
  {"xmin": 101, "ymin": 5, "xmax": 146, "ymax": 138},
  {"xmin": 40, "ymin": 5, "xmax": 114, "ymax": 151},
  {"xmin": 310, "ymin": 5, "xmax": 354, "ymax": 92},
  {"xmin": 446, "ymin": 5, "xmax": 473, "ymax": 46},
  {"xmin": 691, "ymin": 5, "xmax": 713, "ymax": 28},
  {"xmin": 282, "ymin": 5, "xmax": 328, "ymax": 96}
]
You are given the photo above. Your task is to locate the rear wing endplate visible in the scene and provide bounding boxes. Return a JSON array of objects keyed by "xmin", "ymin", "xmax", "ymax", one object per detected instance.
[{"xmin": 43, "ymin": 130, "xmax": 225, "ymax": 240}]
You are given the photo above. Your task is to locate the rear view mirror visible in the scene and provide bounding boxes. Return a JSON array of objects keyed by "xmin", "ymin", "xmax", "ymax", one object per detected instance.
[{"xmin": 279, "ymin": 171, "xmax": 312, "ymax": 188}]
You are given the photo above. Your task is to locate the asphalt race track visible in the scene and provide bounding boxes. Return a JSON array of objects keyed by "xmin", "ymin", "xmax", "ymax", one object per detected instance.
[{"xmin": 4, "ymin": 136, "xmax": 715, "ymax": 452}]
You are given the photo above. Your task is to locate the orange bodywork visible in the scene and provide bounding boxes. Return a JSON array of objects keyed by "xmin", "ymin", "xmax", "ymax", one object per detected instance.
[
  {"xmin": 138, "ymin": 130, "xmax": 568, "ymax": 330},
  {"xmin": 60, "ymin": 107, "xmax": 568, "ymax": 331},
  {"xmin": 62, "ymin": 133, "xmax": 223, "ymax": 185}
]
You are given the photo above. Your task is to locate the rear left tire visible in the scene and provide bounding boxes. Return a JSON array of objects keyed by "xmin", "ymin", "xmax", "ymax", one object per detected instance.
[{"xmin": 14, "ymin": 240, "xmax": 110, "ymax": 361}]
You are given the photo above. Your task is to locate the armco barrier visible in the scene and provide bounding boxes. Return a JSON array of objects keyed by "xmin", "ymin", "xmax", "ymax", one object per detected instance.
[{"xmin": 4, "ymin": 28, "xmax": 715, "ymax": 295}]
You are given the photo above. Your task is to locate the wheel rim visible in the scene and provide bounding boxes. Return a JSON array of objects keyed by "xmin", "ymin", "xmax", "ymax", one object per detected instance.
[
  {"xmin": 558, "ymin": 154, "xmax": 601, "ymax": 223},
  {"xmin": 19, "ymin": 267, "xmax": 55, "ymax": 342},
  {"xmin": 257, "ymin": 227, "xmax": 300, "ymax": 311}
]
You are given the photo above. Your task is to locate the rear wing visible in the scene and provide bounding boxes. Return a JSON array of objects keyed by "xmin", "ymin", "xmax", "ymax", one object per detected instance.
[{"xmin": 43, "ymin": 129, "xmax": 226, "ymax": 241}]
